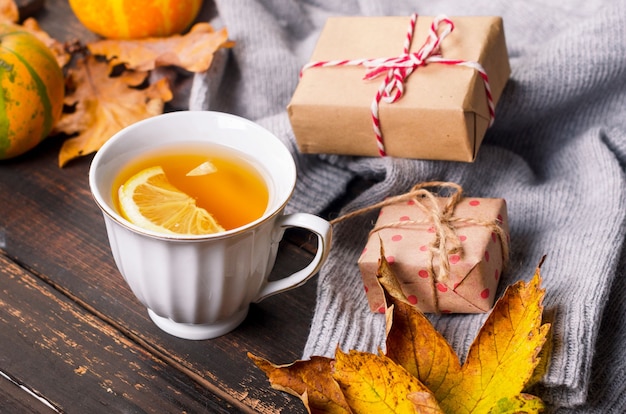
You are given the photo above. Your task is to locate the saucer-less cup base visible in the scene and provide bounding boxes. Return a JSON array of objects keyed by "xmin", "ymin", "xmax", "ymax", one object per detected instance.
[
  {"xmin": 89, "ymin": 111, "xmax": 332, "ymax": 340},
  {"xmin": 148, "ymin": 308, "xmax": 249, "ymax": 340}
]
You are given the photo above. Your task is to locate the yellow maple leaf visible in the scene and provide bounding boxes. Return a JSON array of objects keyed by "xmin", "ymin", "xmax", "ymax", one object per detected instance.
[
  {"xmin": 444, "ymin": 268, "xmax": 549, "ymax": 413},
  {"xmin": 53, "ymin": 55, "xmax": 172, "ymax": 167},
  {"xmin": 86, "ymin": 22, "xmax": 234, "ymax": 73},
  {"xmin": 333, "ymin": 348, "xmax": 440, "ymax": 414},
  {"xmin": 250, "ymin": 251, "xmax": 551, "ymax": 414},
  {"xmin": 382, "ymin": 252, "xmax": 549, "ymax": 413}
]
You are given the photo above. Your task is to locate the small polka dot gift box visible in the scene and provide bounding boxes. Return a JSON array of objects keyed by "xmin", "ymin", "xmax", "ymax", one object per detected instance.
[{"xmin": 357, "ymin": 182, "xmax": 509, "ymax": 314}]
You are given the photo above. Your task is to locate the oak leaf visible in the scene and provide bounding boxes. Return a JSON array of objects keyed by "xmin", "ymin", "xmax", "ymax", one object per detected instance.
[
  {"xmin": 250, "ymin": 250, "xmax": 551, "ymax": 413},
  {"xmin": 53, "ymin": 55, "xmax": 172, "ymax": 167},
  {"xmin": 87, "ymin": 22, "xmax": 234, "ymax": 73}
]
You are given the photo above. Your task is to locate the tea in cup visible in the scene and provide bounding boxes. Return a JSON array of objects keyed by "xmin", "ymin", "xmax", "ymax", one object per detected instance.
[
  {"xmin": 89, "ymin": 111, "xmax": 332, "ymax": 340},
  {"xmin": 112, "ymin": 141, "xmax": 269, "ymax": 234}
]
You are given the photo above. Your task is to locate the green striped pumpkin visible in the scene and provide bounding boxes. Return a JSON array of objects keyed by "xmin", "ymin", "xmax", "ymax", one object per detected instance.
[{"xmin": 0, "ymin": 24, "xmax": 64, "ymax": 160}]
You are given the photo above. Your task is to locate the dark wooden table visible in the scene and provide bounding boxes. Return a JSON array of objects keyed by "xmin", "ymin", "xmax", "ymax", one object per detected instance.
[{"xmin": 0, "ymin": 1, "xmax": 325, "ymax": 412}]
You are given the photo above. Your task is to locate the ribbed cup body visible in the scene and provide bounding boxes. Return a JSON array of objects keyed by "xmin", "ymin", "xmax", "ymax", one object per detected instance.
[{"xmin": 104, "ymin": 212, "xmax": 281, "ymax": 325}]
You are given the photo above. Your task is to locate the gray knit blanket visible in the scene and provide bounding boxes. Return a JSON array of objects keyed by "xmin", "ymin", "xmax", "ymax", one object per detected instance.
[{"xmin": 189, "ymin": 0, "xmax": 626, "ymax": 411}]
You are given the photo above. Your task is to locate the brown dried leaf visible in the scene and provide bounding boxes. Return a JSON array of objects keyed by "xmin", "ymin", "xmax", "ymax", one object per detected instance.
[
  {"xmin": 21, "ymin": 17, "xmax": 70, "ymax": 68},
  {"xmin": 53, "ymin": 55, "xmax": 172, "ymax": 167},
  {"xmin": 87, "ymin": 22, "xmax": 234, "ymax": 73},
  {"xmin": 248, "ymin": 353, "xmax": 352, "ymax": 414},
  {"xmin": 0, "ymin": 0, "xmax": 18, "ymax": 23},
  {"xmin": 376, "ymin": 242, "xmax": 414, "ymax": 307}
]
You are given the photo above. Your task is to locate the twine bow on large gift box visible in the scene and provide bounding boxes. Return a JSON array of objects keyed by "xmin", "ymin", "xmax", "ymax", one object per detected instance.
[
  {"xmin": 354, "ymin": 182, "xmax": 510, "ymax": 314},
  {"xmin": 288, "ymin": 14, "xmax": 511, "ymax": 161}
]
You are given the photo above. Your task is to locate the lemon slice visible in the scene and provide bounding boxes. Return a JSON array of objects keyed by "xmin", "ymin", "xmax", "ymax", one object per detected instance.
[
  {"xmin": 186, "ymin": 161, "xmax": 217, "ymax": 176},
  {"xmin": 118, "ymin": 166, "xmax": 225, "ymax": 235}
]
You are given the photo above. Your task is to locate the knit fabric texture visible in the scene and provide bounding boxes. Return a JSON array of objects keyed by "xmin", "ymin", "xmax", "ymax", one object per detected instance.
[{"xmin": 190, "ymin": 0, "xmax": 626, "ymax": 411}]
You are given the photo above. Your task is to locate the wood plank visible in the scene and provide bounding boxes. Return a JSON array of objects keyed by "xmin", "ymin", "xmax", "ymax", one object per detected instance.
[
  {"xmin": 0, "ymin": 370, "xmax": 58, "ymax": 414},
  {"xmin": 0, "ymin": 253, "xmax": 242, "ymax": 412}
]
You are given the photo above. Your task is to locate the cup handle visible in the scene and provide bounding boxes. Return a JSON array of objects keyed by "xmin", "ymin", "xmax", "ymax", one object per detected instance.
[{"xmin": 255, "ymin": 213, "xmax": 332, "ymax": 302}]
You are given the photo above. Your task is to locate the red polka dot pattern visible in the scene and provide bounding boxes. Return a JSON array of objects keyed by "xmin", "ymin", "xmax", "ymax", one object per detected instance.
[{"xmin": 357, "ymin": 196, "xmax": 508, "ymax": 314}]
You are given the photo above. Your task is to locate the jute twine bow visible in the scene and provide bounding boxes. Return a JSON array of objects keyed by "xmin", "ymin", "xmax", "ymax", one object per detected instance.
[
  {"xmin": 300, "ymin": 14, "xmax": 495, "ymax": 157},
  {"xmin": 332, "ymin": 181, "xmax": 509, "ymax": 313}
]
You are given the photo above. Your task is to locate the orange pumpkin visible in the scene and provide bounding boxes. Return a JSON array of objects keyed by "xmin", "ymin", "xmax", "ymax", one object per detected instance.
[
  {"xmin": 0, "ymin": 24, "xmax": 65, "ymax": 160},
  {"xmin": 69, "ymin": 0, "xmax": 204, "ymax": 40}
]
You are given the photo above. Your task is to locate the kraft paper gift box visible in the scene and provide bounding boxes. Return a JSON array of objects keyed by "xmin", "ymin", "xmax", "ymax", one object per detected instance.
[
  {"xmin": 357, "ymin": 193, "xmax": 509, "ymax": 314},
  {"xmin": 288, "ymin": 15, "xmax": 511, "ymax": 161}
]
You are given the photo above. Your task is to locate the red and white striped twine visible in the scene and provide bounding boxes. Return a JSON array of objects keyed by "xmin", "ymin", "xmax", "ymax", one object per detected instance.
[{"xmin": 300, "ymin": 13, "xmax": 495, "ymax": 157}]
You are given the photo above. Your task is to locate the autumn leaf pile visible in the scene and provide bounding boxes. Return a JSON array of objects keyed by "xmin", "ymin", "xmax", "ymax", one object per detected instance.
[
  {"xmin": 250, "ymin": 252, "xmax": 552, "ymax": 413},
  {"xmin": 1, "ymin": 0, "xmax": 233, "ymax": 166}
]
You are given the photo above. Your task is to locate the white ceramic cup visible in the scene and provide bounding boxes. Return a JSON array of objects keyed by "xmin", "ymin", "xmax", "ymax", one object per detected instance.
[{"xmin": 89, "ymin": 111, "xmax": 332, "ymax": 340}]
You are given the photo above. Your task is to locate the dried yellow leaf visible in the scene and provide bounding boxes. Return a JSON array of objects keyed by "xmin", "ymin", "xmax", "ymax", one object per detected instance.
[
  {"xmin": 250, "ymin": 254, "xmax": 551, "ymax": 414},
  {"xmin": 333, "ymin": 348, "xmax": 440, "ymax": 414},
  {"xmin": 486, "ymin": 393, "xmax": 546, "ymax": 413},
  {"xmin": 444, "ymin": 268, "xmax": 549, "ymax": 413}
]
